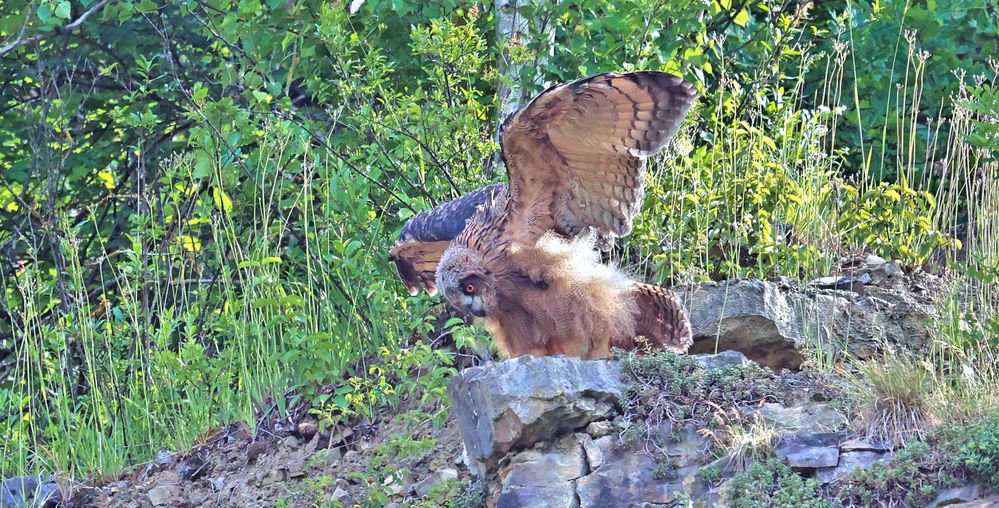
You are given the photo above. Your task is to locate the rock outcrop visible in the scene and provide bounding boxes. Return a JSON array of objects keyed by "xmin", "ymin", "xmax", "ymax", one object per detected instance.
[
  {"xmin": 446, "ymin": 355, "xmax": 623, "ymax": 471},
  {"xmin": 681, "ymin": 279, "xmax": 806, "ymax": 369},
  {"xmin": 679, "ymin": 268, "xmax": 940, "ymax": 370},
  {"xmin": 448, "ymin": 353, "xmax": 855, "ymax": 506},
  {"xmin": 448, "ymin": 348, "xmax": 990, "ymax": 507},
  {"xmin": 449, "ymin": 354, "xmax": 761, "ymax": 507},
  {"xmin": 0, "ymin": 475, "xmax": 60, "ymax": 508}
]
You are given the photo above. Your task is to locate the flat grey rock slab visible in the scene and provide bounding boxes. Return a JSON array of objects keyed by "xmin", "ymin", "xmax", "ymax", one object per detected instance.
[
  {"xmin": 694, "ymin": 350, "xmax": 751, "ymax": 370},
  {"xmin": 776, "ymin": 432, "xmax": 846, "ymax": 469},
  {"xmin": 816, "ymin": 450, "xmax": 891, "ymax": 484},
  {"xmin": 756, "ymin": 403, "xmax": 848, "ymax": 433},
  {"xmin": 576, "ymin": 452, "xmax": 682, "ymax": 508}
]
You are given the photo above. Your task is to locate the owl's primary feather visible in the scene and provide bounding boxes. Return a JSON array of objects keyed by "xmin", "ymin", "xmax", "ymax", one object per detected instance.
[{"xmin": 388, "ymin": 71, "xmax": 696, "ymax": 359}]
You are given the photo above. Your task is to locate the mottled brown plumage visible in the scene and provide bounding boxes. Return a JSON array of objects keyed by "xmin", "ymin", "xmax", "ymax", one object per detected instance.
[{"xmin": 388, "ymin": 71, "xmax": 697, "ymax": 359}]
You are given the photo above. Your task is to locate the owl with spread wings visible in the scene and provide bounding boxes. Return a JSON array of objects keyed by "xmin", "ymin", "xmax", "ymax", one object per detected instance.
[{"xmin": 389, "ymin": 71, "xmax": 696, "ymax": 360}]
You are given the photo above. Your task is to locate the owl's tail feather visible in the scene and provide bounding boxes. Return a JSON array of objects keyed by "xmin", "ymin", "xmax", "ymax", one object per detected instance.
[{"xmin": 623, "ymin": 283, "xmax": 693, "ymax": 353}]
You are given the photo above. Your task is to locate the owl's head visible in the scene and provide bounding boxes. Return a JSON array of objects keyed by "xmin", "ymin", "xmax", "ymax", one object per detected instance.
[{"xmin": 435, "ymin": 247, "xmax": 496, "ymax": 318}]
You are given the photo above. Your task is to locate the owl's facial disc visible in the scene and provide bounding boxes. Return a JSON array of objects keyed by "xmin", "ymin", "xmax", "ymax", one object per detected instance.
[
  {"xmin": 436, "ymin": 248, "xmax": 492, "ymax": 318},
  {"xmin": 455, "ymin": 274, "xmax": 489, "ymax": 317},
  {"xmin": 441, "ymin": 273, "xmax": 490, "ymax": 318}
]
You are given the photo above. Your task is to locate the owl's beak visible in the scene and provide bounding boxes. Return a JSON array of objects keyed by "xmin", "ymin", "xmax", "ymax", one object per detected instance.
[
  {"xmin": 469, "ymin": 296, "xmax": 486, "ymax": 317},
  {"xmin": 461, "ymin": 294, "xmax": 487, "ymax": 317}
]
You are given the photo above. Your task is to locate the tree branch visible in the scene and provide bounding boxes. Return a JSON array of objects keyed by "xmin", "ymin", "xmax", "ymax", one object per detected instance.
[{"xmin": 0, "ymin": 0, "xmax": 113, "ymax": 58}]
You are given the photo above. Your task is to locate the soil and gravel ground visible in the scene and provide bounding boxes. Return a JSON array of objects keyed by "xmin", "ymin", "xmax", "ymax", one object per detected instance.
[{"xmin": 64, "ymin": 396, "xmax": 471, "ymax": 507}]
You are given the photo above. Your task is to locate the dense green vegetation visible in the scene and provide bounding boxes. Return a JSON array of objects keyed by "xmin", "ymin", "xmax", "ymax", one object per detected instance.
[
  {"xmin": 1, "ymin": 0, "xmax": 997, "ymax": 492},
  {"xmin": 723, "ymin": 458, "xmax": 831, "ymax": 508}
]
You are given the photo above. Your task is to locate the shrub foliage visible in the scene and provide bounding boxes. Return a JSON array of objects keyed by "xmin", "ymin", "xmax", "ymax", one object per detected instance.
[{"xmin": 0, "ymin": 0, "xmax": 995, "ymax": 481}]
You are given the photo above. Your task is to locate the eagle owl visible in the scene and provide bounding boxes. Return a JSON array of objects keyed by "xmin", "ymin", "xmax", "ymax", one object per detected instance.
[{"xmin": 389, "ymin": 71, "xmax": 696, "ymax": 359}]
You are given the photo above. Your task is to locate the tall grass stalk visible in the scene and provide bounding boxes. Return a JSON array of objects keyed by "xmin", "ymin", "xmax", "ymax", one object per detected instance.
[
  {"xmin": 0, "ymin": 127, "xmax": 421, "ymax": 478},
  {"xmin": 2, "ymin": 4, "xmax": 996, "ymax": 483}
]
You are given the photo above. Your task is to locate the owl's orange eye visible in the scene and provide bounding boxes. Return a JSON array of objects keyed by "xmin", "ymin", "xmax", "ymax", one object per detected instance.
[{"xmin": 464, "ymin": 283, "xmax": 476, "ymax": 295}]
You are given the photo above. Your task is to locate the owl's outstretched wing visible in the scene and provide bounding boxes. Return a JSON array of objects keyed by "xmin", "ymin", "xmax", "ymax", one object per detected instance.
[
  {"xmin": 390, "ymin": 73, "xmax": 696, "ymax": 294},
  {"xmin": 388, "ymin": 183, "xmax": 506, "ymax": 296},
  {"xmin": 498, "ymin": 71, "xmax": 697, "ymax": 245}
]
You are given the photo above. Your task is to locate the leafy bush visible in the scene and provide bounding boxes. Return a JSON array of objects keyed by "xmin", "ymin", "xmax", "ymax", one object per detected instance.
[
  {"xmin": 836, "ymin": 440, "xmax": 961, "ymax": 507},
  {"xmin": 958, "ymin": 413, "xmax": 999, "ymax": 488},
  {"xmin": 636, "ymin": 105, "xmax": 847, "ymax": 282},
  {"xmin": 838, "ymin": 182, "xmax": 955, "ymax": 268},
  {"xmin": 0, "ymin": 0, "xmax": 993, "ymax": 482},
  {"xmin": 617, "ymin": 350, "xmax": 830, "ymax": 465},
  {"xmin": 722, "ymin": 458, "xmax": 831, "ymax": 508},
  {"xmin": 412, "ymin": 479, "xmax": 487, "ymax": 508},
  {"xmin": 310, "ymin": 343, "xmax": 455, "ymax": 434}
]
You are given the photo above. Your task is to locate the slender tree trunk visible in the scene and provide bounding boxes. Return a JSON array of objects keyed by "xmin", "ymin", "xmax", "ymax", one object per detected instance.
[{"xmin": 489, "ymin": 0, "xmax": 558, "ymax": 174}]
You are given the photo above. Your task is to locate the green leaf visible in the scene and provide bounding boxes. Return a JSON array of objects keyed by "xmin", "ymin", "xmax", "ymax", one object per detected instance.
[
  {"xmin": 192, "ymin": 83, "xmax": 208, "ymax": 102},
  {"xmin": 97, "ymin": 170, "xmax": 115, "ymax": 189},
  {"xmin": 761, "ymin": 136, "xmax": 777, "ymax": 151},
  {"xmin": 251, "ymin": 298, "xmax": 279, "ymax": 309},
  {"xmin": 733, "ymin": 9, "xmax": 750, "ymax": 27},
  {"xmin": 179, "ymin": 235, "xmax": 202, "ymax": 252},
  {"xmin": 212, "ymin": 187, "xmax": 233, "ymax": 213},
  {"xmin": 919, "ymin": 191, "xmax": 936, "ymax": 209},
  {"xmin": 193, "ymin": 152, "xmax": 213, "ymax": 178},
  {"xmin": 37, "ymin": 4, "xmax": 52, "ymax": 23},
  {"xmin": 279, "ymin": 296, "xmax": 304, "ymax": 307},
  {"xmin": 307, "ymin": 332, "xmax": 333, "ymax": 343},
  {"xmin": 55, "ymin": 1, "xmax": 72, "ymax": 19}
]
